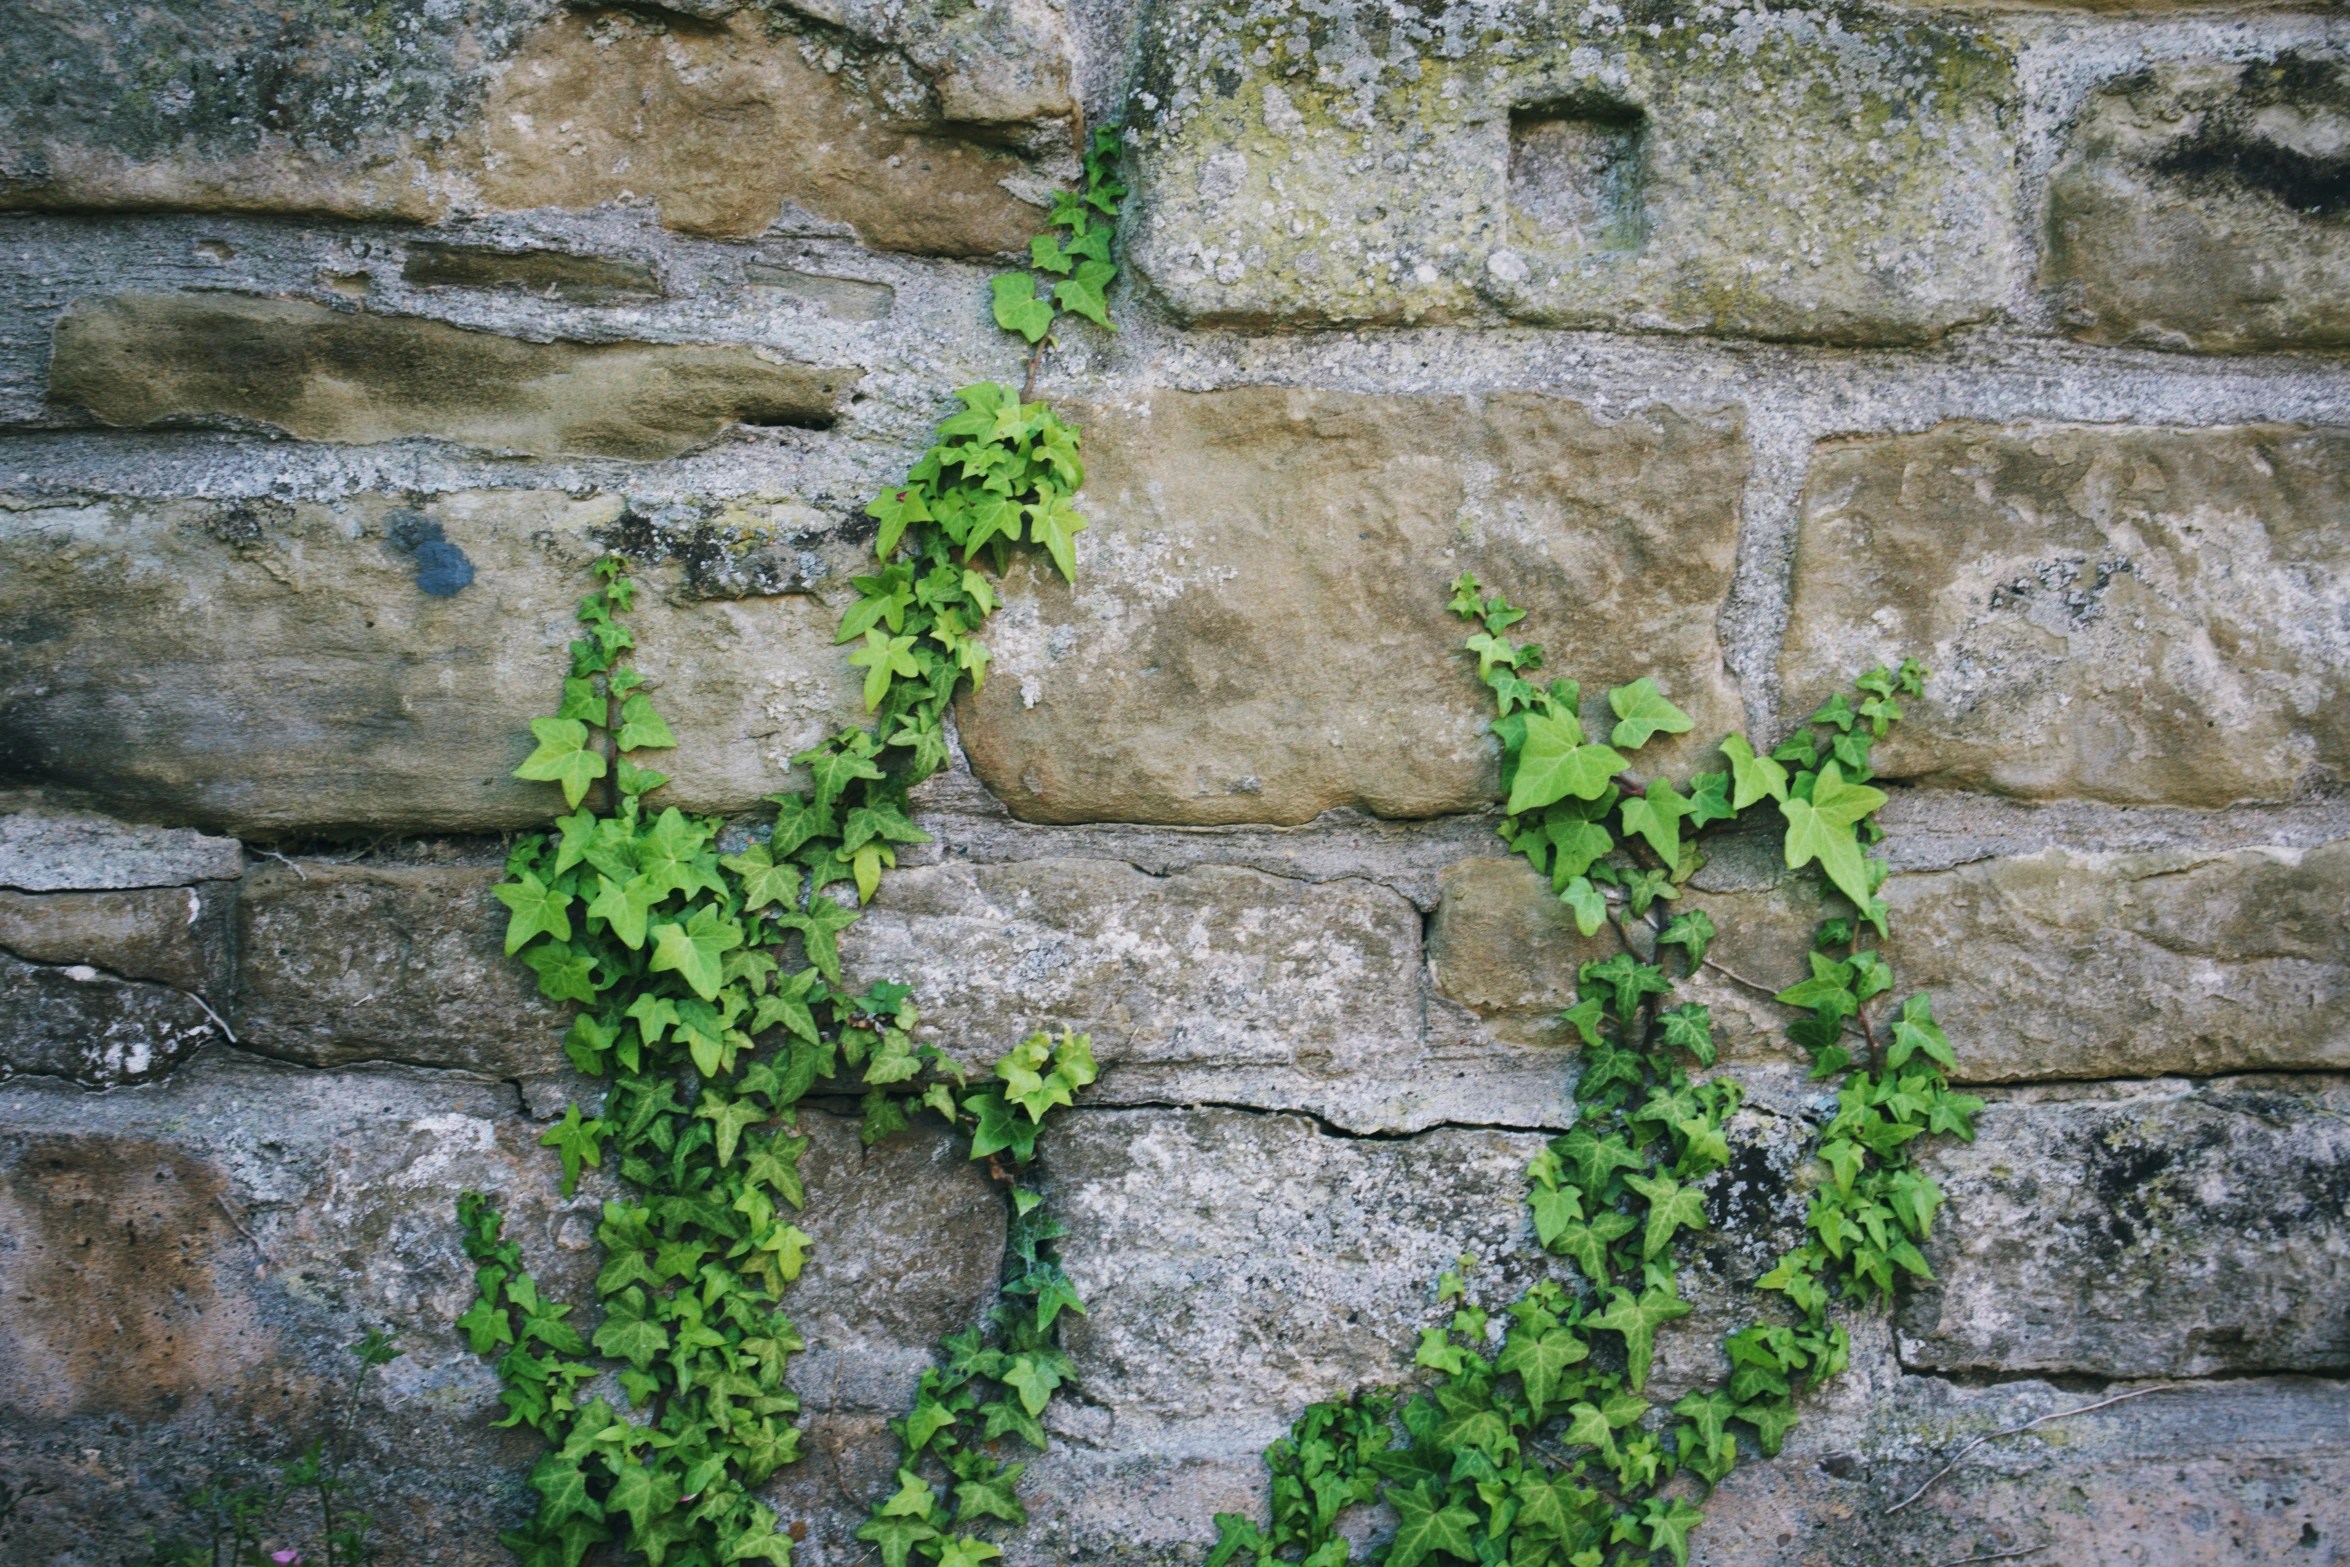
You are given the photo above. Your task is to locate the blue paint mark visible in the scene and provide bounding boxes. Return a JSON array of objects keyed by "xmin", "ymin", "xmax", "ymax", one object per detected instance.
[{"xmin": 382, "ymin": 508, "xmax": 475, "ymax": 596}]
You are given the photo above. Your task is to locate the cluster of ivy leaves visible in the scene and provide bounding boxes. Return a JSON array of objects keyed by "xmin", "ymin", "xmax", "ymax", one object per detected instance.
[
  {"xmin": 458, "ymin": 135, "xmax": 1129, "ymax": 1567},
  {"xmin": 991, "ymin": 123, "xmax": 1127, "ymax": 343},
  {"xmin": 1211, "ymin": 581, "xmax": 1983, "ymax": 1567}
]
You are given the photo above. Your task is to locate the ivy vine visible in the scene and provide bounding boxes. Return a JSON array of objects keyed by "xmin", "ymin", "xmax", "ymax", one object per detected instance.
[
  {"xmin": 1207, "ymin": 580, "xmax": 1983, "ymax": 1567},
  {"xmin": 455, "ymin": 131, "xmax": 1127, "ymax": 1567}
]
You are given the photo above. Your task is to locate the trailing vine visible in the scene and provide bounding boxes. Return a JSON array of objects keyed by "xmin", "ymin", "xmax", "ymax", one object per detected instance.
[
  {"xmin": 455, "ymin": 131, "xmax": 1127, "ymax": 1567},
  {"xmin": 1208, "ymin": 581, "xmax": 1983, "ymax": 1567}
]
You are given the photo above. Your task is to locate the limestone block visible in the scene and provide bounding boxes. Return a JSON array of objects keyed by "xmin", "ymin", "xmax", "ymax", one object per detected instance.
[
  {"xmin": 401, "ymin": 242, "xmax": 665, "ymax": 305},
  {"xmin": 958, "ymin": 388, "xmax": 1749, "ymax": 827},
  {"xmin": 50, "ymin": 293, "xmax": 855, "ymax": 461},
  {"xmin": 1883, "ymin": 841, "xmax": 2350, "ymax": 1082},
  {"xmin": 0, "ymin": 489, "xmax": 862, "ymax": 835},
  {"xmin": 0, "ymin": 1054, "xmax": 1001, "ymax": 1565},
  {"xmin": 1043, "ymin": 1106, "xmax": 1810, "ymax": 1446},
  {"xmin": 0, "ymin": 952, "xmax": 224, "ymax": 1086},
  {"xmin": 1690, "ymin": 1372, "xmax": 2348, "ymax": 1567},
  {"xmin": 233, "ymin": 864, "xmax": 567, "ymax": 1078},
  {"xmin": 0, "ymin": 806, "xmax": 243, "ymax": 891},
  {"xmin": 1899, "ymin": 1077, "xmax": 2350, "ymax": 1378},
  {"xmin": 475, "ymin": 9, "xmax": 1055, "ymax": 253},
  {"xmin": 2047, "ymin": 54, "xmax": 2350, "ymax": 353},
  {"xmin": 840, "ymin": 856, "xmax": 1576, "ymax": 1133},
  {"xmin": 0, "ymin": 1, "xmax": 1071, "ymax": 254},
  {"xmin": 1781, "ymin": 422, "xmax": 2350, "ymax": 806},
  {"xmin": 0, "ymin": 884, "xmax": 232, "ymax": 993},
  {"xmin": 1126, "ymin": 0, "xmax": 2018, "ymax": 344},
  {"xmin": 1429, "ymin": 838, "xmax": 2350, "ymax": 1084}
]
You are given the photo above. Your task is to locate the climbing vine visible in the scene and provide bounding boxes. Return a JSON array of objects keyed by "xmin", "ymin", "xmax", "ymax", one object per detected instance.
[
  {"xmin": 456, "ymin": 131, "xmax": 1127, "ymax": 1567},
  {"xmin": 1208, "ymin": 580, "xmax": 1983, "ymax": 1567}
]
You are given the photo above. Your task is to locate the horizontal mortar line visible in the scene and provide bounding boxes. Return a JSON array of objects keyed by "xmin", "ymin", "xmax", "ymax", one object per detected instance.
[
  {"xmin": 1065, "ymin": 1097, "xmax": 1563, "ymax": 1142},
  {"xmin": 1961, "ymin": 1064, "xmax": 2350, "ymax": 1096},
  {"xmin": 1897, "ymin": 1362, "xmax": 2350, "ymax": 1393}
]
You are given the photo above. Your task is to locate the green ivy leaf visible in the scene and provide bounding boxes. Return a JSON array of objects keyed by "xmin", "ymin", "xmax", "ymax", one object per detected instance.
[
  {"xmin": 616, "ymin": 693, "xmax": 676, "ymax": 752},
  {"xmin": 990, "ymin": 273, "xmax": 1054, "ymax": 342},
  {"xmin": 1624, "ymin": 1172, "xmax": 1710, "ymax": 1259},
  {"xmin": 856, "ymin": 1515, "xmax": 939, "ymax": 1567},
  {"xmin": 1607, "ymin": 679, "xmax": 1693, "ymax": 750},
  {"xmin": 1024, "ymin": 490, "xmax": 1088, "ymax": 583},
  {"xmin": 1495, "ymin": 1325, "xmax": 1589, "ymax": 1412},
  {"xmin": 1506, "ymin": 710, "xmax": 1627, "ymax": 816},
  {"xmin": 526, "ymin": 1453, "xmax": 604, "ymax": 1528},
  {"xmin": 1619, "ymin": 780, "xmax": 1691, "ymax": 867},
  {"xmin": 1559, "ymin": 875, "xmax": 1607, "ymax": 937},
  {"xmin": 1778, "ymin": 761, "xmax": 1888, "ymax": 915},
  {"xmin": 648, "ymin": 904, "xmax": 744, "ymax": 1002},
  {"xmin": 772, "ymin": 894, "xmax": 859, "ymax": 984},
  {"xmin": 1887, "ymin": 993, "xmax": 1955, "ymax": 1070},
  {"xmin": 1052, "ymin": 259, "xmax": 1118, "ymax": 329},
  {"xmin": 496, "ymin": 872, "xmax": 574, "ymax": 955},
  {"xmin": 586, "ymin": 873, "xmax": 660, "ymax": 950},
  {"xmin": 514, "ymin": 717, "xmax": 608, "ymax": 809},
  {"xmin": 850, "ymin": 628, "xmax": 922, "ymax": 712},
  {"xmin": 1385, "ymin": 1484, "xmax": 1479, "ymax": 1567},
  {"xmin": 538, "ymin": 1105, "xmax": 607, "ymax": 1196},
  {"xmin": 1587, "ymin": 1280, "xmax": 1692, "ymax": 1391}
]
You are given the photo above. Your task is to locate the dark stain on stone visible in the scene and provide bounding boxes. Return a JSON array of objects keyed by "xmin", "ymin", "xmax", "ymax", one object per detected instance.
[
  {"xmin": 591, "ymin": 501, "xmax": 820, "ymax": 600},
  {"xmin": 199, "ymin": 499, "xmax": 290, "ymax": 551},
  {"xmin": 0, "ymin": 1134, "xmax": 256, "ymax": 1418},
  {"xmin": 382, "ymin": 509, "xmax": 474, "ymax": 597},
  {"xmin": 2150, "ymin": 52, "xmax": 2350, "ymax": 218}
]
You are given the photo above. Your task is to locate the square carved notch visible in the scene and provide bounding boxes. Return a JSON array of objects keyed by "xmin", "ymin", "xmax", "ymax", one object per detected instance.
[{"xmin": 1508, "ymin": 97, "xmax": 1648, "ymax": 255}]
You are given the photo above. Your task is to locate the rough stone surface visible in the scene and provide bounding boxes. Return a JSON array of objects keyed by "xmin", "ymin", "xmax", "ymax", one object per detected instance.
[
  {"xmin": 1692, "ymin": 1371, "xmax": 2349, "ymax": 1567},
  {"xmin": 0, "ymin": 950, "xmax": 225, "ymax": 1086},
  {"xmin": 2048, "ymin": 53, "xmax": 2350, "ymax": 354},
  {"xmin": 476, "ymin": 9, "xmax": 1057, "ymax": 253},
  {"xmin": 1126, "ymin": 0, "xmax": 2019, "ymax": 344},
  {"xmin": 400, "ymin": 242, "xmax": 665, "ymax": 305},
  {"xmin": 0, "ymin": 1, "xmax": 1073, "ymax": 253},
  {"xmin": 0, "ymin": 488, "xmax": 863, "ymax": 835},
  {"xmin": 0, "ymin": 883, "xmax": 232, "ymax": 993},
  {"xmin": 960, "ymin": 388, "xmax": 1748, "ymax": 826},
  {"xmin": 1781, "ymin": 421, "xmax": 2350, "ymax": 807},
  {"xmin": 1430, "ymin": 836, "xmax": 2350, "ymax": 1085},
  {"xmin": 0, "ymin": 1054, "xmax": 996, "ymax": 1566},
  {"xmin": 1901, "ymin": 1076, "xmax": 2350, "ymax": 1378},
  {"xmin": 843, "ymin": 855, "xmax": 1575, "ymax": 1132},
  {"xmin": 51, "ymin": 293, "xmax": 857, "ymax": 460},
  {"xmin": 0, "ymin": 804, "xmax": 244, "ymax": 890},
  {"xmin": 233, "ymin": 864, "xmax": 567, "ymax": 1077},
  {"xmin": 1884, "ymin": 839, "xmax": 2350, "ymax": 1083}
]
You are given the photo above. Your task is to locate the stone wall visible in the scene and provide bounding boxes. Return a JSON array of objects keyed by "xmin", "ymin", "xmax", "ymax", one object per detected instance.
[{"xmin": 2, "ymin": 2, "xmax": 2346, "ymax": 1565}]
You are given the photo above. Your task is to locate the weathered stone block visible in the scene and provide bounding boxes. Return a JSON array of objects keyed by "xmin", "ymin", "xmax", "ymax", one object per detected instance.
[
  {"xmin": 958, "ymin": 388, "xmax": 1748, "ymax": 827},
  {"xmin": 1126, "ymin": 0, "xmax": 2018, "ymax": 343},
  {"xmin": 0, "ymin": 1054, "xmax": 1000, "ymax": 1565},
  {"xmin": 50, "ymin": 293, "xmax": 855, "ymax": 460},
  {"xmin": 0, "ymin": 1, "xmax": 1071, "ymax": 254},
  {"xmin": 233, "ymin": 864, "xmax": 566, "ymax": 1077},
  {"xmin": 1901, "ymin": 1077, "xmax": 2350, "ymax": 1378},
  {"xmin": 0, "ymin": 952, "xmax": 225, "ymax": 1086},
  {"xmin": 2047, "ymin": 54, "xmax": 2350, "ymax": 353},
  {"xmin": 1884, "ymin": 841, "xmax": 2350, "ymax": 1083},
  {"xmin": 841, "ymin": 856, "xmax": 1575, "ymax": 1132},
  {"xmin": 476, "ymin": 8, "xmax": 1057, "ymax": 253},
  {"xmin": 0, "ymin": 489, "xmax": 862, "ymax": 835},
  {"xmin": 1695, "ymin": 1372, "xmax": 2349, "ymax": 1567},
  {"xmin": 1430, "ymin": 837, "xmax": 2350, "ymax": 1085},
  {"xmin": 1044, "ymin": 1106, "xmax": 1809, "ymax": 1447},
  {"xmin": 1781, "ymin": 422, "xmax": 2350, "ymax": 806},
  {"xmin": 0, "ymin": 805, "xmax": 243, "ymax": 891},
  {"xmin": 0, "ymin": 884, "xmax": 232, "ymax": 993},
  {"xmin": 400, "ymin": 242, "xmax": 664, "ymax": 305}
]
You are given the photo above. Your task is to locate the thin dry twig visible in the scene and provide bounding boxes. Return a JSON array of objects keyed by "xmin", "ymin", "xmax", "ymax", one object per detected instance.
[
  {"xmin": 1886, "ymin": 1385, "xmax": 2178, "ymax": 1515},
  {"xmin": 258, "ymin": 847, "xmax": 310, "ymax": 881},
  {"xmin": 1702, "ymin": 957, "xmax": 1782, "ymax": 998},
  {"xmin": 183, "ymin": 989, "xmax": 239, "ymax": 1045},
  {"xmin": 1932, "ymin": 1546, "xmax": 2049, "ymax": 1567}
]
